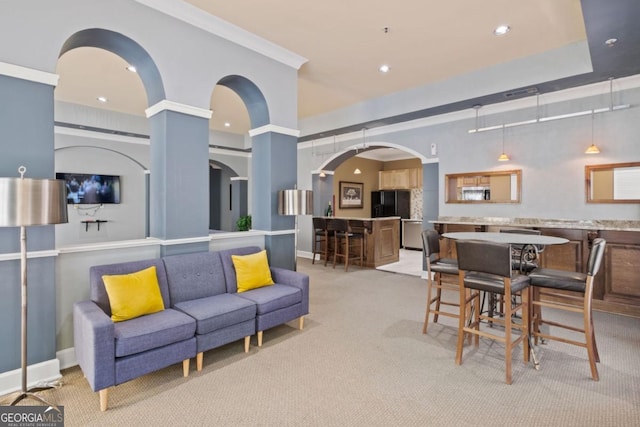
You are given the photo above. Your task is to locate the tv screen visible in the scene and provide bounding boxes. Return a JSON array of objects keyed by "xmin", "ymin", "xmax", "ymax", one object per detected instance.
[{"xmin": 56, "ymin": 173, "xmax": 121, "ymax": 204}]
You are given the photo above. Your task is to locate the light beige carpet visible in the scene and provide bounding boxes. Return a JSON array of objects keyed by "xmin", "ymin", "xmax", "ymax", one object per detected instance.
[{"xmin": 6, "ymin": 258, "xmax": 640, "ymax": 426}]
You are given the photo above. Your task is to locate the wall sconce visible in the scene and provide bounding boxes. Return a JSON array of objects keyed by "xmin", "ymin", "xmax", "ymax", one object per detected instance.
[
  {"xmin": 353, "ymin": 168, "xmax": 362, "ymax": 174},
  {"xmin": 319, "ymin": 171, "xmax": 326, "ymax": 178}
]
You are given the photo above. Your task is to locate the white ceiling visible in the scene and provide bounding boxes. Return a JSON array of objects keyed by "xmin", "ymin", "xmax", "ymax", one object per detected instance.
[{"xmin": 54, "ymin": 0, "xmax": 587, "ymax": 158}]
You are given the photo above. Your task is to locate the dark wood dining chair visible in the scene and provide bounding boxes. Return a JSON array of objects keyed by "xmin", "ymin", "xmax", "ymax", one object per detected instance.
[
  {"xmin": 455, "ymin": 239, "xmax": 530, "ymax": 384},
  {"xmin": 311, "ymin": 217, "xmax": 332, "ymax": 265},
  {"xmin": 528, "ymin": 238, "xmax": 606, "ymax": 381},
  {"xmin": 327, "ymin": 218, "xmax": 362, "ymax": 271},
  {"xmin": 421, "ymin": 230, "xmax": 460, "ymax": 333}
]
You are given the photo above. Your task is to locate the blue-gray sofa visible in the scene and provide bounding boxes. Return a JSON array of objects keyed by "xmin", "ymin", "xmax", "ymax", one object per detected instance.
[{"xmin": 73, "ymin": 246, "xmax": 309, "ymax": 411}]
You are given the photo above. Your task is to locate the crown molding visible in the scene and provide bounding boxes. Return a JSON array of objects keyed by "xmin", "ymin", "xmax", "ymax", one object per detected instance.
[
  {"xmin": 249, "ymin": 124, "xmax": 300, "ymax": 138},
  {"xmin": 0, "ymin": 61, "xmax": 59, "ymax": 86},
  {"xmin": 145, "ymin": 100, "xmax": 212, "ymax": 119},
  {"xmin": 134, "ymin": 0, "xmax": 307, "ymax": 70}
]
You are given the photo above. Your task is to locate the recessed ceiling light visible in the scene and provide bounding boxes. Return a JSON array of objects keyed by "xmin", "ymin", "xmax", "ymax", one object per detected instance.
[
  {"xmin": 126, "ymin": 65, "xmax": 137, "ymax": 73},
  {"xmin": 379, "ymin": 64, "xmax": 390, "ymax": 73},
  {"xmin": 493, "ymin": 25, "xmax": 511, "ymax": 36},
  {"xmin": 605, "ymin": 38, "xmax": 618, "ymax": 47},
  {"xmin": 224, "ymin": 122, "xmax": 231, "ymax": 127},
  {"xmin": 97, "ymin": 96, "xmax": 108, "ymax": 103}
]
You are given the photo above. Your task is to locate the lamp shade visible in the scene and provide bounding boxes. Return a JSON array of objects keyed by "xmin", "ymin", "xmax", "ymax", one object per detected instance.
[
  {"xmin": 0, "ymin": 177, "xmax": 68, "ymax": 226},
  {"xmin": 278, "ymin": 189, "xmax": 313, "ymax": 216}
]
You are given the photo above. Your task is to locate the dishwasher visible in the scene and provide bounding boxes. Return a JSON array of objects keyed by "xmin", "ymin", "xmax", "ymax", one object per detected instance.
[{"xmin": 402, "ymin": 220, "xmax": 423, "ymax": 250}]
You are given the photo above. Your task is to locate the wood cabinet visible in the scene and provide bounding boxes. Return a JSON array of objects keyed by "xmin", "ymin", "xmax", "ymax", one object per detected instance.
[{"xmin": 379, "ymin": 168, "xmax": 421, "ymax": 189}]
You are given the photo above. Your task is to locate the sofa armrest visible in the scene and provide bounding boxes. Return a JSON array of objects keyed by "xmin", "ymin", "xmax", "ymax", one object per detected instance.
[
  {"xmin": 270, "ymin": 267, "xmax": 309, "ymax": 314},
  {"xmin": 73, "ymin": 300, "xmax": 116, "ymax": 392}
]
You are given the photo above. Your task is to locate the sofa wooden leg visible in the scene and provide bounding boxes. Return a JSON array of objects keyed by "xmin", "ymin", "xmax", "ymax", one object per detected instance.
[
  {"xmin": 244, "ymin": 336, "xmax": 250, "ymax": 353},
  {"xmin": 183, "ymin": 358, "xmax": 190, "ymax": 376},
  {"xmin": 99, "ymin": 388, "xmax": 108, "ymax": 412},
  {"xmin": 257, "ymin": 331, "xmax": 263, "ymax": 347},
  {"xmin": 298, "ymin": 316, "xmax": 305, "ymax": 330},
  {"xmin": 196, "ymin": 353, "xmax": 203, "ymax": 372}
]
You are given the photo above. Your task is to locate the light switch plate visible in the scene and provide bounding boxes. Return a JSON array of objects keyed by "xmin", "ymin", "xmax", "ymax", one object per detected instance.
[{"xmin": 430, "ymin": 143, "xmax": 437, "ymax": 156}]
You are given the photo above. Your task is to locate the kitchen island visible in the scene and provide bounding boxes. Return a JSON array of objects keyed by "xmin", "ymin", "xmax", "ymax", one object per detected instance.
[{"xmin": 319, "ymin": 216, "xmax": 401, "ymax": 267}]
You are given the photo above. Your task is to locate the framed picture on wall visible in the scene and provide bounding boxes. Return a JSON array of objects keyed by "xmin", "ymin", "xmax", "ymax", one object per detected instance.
[{"xmin": 339, "ymin": 181, "xmax": 363, "ymax": 209}]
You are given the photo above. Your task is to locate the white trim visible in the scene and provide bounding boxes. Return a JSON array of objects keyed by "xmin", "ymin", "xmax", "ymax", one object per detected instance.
[
  {"xmin": 144, "ymin": 169, "xmax": 151, "ymax": 175},
  {"xmin": 262, "ymin": 229, "xmax": 295, "ymax": 236},
  {"xmin": 145, "ymin": 100, "xmax": 212, "ymax": 119},
  {"xmin": 210, "ymin": 230, "xmax": 265, "ymax": 240},
  {"xmin": 159, "ymin": 236, "xmax": 212, "ymax": 246},
  {"xmin": 422, "ymin": 157, "xmax": 440, "ymax": 164},
  {"xmin": 57, "ymin": 347, "xmax": 77, "ymax": 370},
  {"xmin": 0, "ymin": 249, "xmax": 60, "ymax": 262},
  {"xmin": 230, "ymin": 176, "xmax": 249, "ymax": 181},
  {"xmin": 0, "ymin": 359, "xmax": 61, "ymax": 397},
  {"xmin": 249, "ymin": 124, "xmax": 300, "ymax": 138},
  {"xmin": 312, "ymin": 170, "xmax": 334, "ymax": 176},
  {"xmin": 297, "ymin": 250, "xmax": 313, "ymax": 259},
  {"xmin": 133, "ymin": 0, "xmax": 307, "ymax": 70},
  {"xmin": 55, "ymin": 125, "xmax": 150, "ymax": 145},
  {"xmin": 209, "ymin": 147, "xmax": 251, "ymax": 158},
  {"xmin": 0, "ymin": 61, "xmax": 59, "ymax": 86},
  {"xmin": 57, "ymin": 238, "xmax": 160, "ymax": 254}
]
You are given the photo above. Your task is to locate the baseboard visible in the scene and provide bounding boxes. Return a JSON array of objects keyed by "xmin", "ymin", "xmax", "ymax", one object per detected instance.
[
  {"xmin": 57, "ymin": 347, "xmax": 78, "ymax": 371},
  {"xmin": 297, "ymin": 250, "xmax": 313, "ymax": 260},
  {"xmin": 0, "ymin": 359, "xmax": 62, "ymax": 396}
]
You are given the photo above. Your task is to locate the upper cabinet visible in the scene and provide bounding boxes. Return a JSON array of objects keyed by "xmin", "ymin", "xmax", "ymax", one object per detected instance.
[
  {"xmin": 445, "ymin": 170, "xmax": 522, "ymax": 203},
  {"xmin": 586, "ymin": 162, "xmax": 640, "ymax": 203},
  {"xmin": 379, "ymin": 168, "xmax": 422, "ymax": 189}
]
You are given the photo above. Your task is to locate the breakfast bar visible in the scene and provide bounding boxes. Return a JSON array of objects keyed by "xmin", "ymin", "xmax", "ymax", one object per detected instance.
[{"xmin": 316, "ymin": 216, "xmax": 401, "ymax": 268}]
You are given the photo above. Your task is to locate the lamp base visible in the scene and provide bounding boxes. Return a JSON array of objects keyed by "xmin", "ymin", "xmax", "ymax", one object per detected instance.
[{"xmin": 6, "ymin": 386, "xmax": 59, "ymax": 409}]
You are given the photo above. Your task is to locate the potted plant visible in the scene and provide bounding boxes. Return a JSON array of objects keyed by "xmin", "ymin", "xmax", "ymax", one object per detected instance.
[{"xmin": 236, "ymin": 215, "xmax": 252, "ymax": 231}]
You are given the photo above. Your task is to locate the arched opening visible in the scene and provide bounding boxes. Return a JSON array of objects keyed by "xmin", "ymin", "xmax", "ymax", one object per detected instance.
[
  {"xmin": 55, "ymin": 28, "xmax": 163, "ymax": 244},
  {"xmin": 208, "ymin": 75, "xmax": 270, "ymax": 232}
]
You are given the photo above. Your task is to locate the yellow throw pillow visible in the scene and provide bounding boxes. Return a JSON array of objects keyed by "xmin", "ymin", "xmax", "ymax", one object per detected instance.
[
  {"xmin": 102, "ymin": 266, "xmax": 165, "ymax": 322},
  {"xmin": 232, "ymin": 250, "xmax": 275, "ymax": 293}
]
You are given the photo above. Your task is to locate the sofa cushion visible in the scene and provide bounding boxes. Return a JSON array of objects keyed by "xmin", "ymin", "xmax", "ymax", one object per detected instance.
[
  {"xmin": 163, "ymin": 251, "xmax": 226, "ymax": 304},
  {"xmin": 114, "ymin": 308, "xmax": 196, "ymax": 358},
  {"xmin": 232, "ymin": 250, "xmax": 274, "ymax": 293},
  {"xmin": 174, "ymin": 294, "xmax": 256, "ymax": 335},
  {"xmin": 90, "ymin": 259, "xmax": 170, "ymax": 317},
  {"xmin": 236, "ymin": 284, "xmax": 302, "ymax": 315},
  {"xmin": 102, "ymin": 266, "xmax": 165, "ymax": 322}
]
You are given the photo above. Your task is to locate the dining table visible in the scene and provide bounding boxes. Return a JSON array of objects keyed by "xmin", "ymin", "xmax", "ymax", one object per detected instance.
[{"xmin": 441, "ymin": 231, "xmax": 569, "ymax": 370}]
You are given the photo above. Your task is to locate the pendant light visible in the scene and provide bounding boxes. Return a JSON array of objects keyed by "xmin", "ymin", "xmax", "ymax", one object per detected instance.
[
  {"xmin": 585, "ymin": 110, "xmax": 600, "ymax": 154},
  {"xmin": 498, "ymin": 125, "xmax": 510, "ymax": 161}
]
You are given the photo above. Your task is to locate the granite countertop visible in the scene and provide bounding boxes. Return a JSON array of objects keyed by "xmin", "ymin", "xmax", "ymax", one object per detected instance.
[
  {"xmin": 321, "ymin": 216, "xmax": 401, "ymax": 221},
  {"xmin": 430, "ymin": 216, "xmax": 640, "ymax": 232}
]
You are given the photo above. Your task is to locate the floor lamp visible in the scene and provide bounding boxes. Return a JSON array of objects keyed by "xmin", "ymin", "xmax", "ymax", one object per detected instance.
[
  {"xmin": 0, "ymin": 166, "xmax": 68, "ymax": 406},
  {"xmin": 278, "ymin": 189, "xmax": 313, "ymax": 270}
]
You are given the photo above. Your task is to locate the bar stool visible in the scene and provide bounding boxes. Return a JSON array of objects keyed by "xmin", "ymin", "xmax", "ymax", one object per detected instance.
[
  {"xmin": 348, "ymin": 219, "xmax": 366, "ymax": 265},
  {"xmin": 327, "ymin": 218, "xmax": 362, "ymax": 271},
  {"xmin": 455, "ymin": 239, "xmax": 530, "ymax": 384},
  {"xmin": 528, "ymin": 238, "xmax": 606, "ymax": 381},
  {"xmin": 421, "ymin": 229, "xmax": 460, "ymax": 334},
  {"xmin": 311, "ymin": 217, "xmax": 332, "ymax": 265}
]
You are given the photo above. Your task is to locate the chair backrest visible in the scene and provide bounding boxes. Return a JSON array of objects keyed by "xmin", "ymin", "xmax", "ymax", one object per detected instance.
[
  {"xmin": 455, "ymin": 239, "xmax": 513, "ymax": 278},
  {"xmin": 348, "ymin": 219, "xmax": 366, "ymax": 234},
  {"xmin": 313, "ymin": 217, "xmax": 327, "ymax": 231},
  {"xmin": 500, "ymin": 227, "xmax": 543, "ymax": 251},
  {"xmin": 327, "ymin": 218, "xmax": 349, "ymax": 233},
  {"xmin": 587, "ymin": 238, "xmax": 606, "ymax": 277},
  {"xmin": 421, "ymin": 229, "xmax": 441, "ymax": 263}
]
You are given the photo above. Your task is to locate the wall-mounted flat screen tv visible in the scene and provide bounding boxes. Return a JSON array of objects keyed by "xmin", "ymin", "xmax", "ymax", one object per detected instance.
[{"xmin": 56, "ymin": 173, "xmax": 121, "ymax": 204}]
